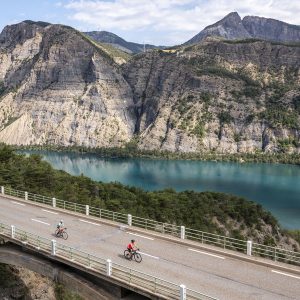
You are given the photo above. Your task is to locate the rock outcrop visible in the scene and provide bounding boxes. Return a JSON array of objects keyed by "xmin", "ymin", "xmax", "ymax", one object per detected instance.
[
  {"xmin": 0, "ymin": 21, "xmax": 135, "ymax": 148},
  {"xmin": 185, "ymin": 12, "xmax": 300, "ymax": 44},
  {"xmin": 0, "ymin": 21, "xmax": 299, "ymax": 154}
]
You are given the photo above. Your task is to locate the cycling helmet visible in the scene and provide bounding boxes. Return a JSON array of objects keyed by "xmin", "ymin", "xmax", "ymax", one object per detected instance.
[
  {"xmin": 60, "ymin": 220, "xmax": 63, "ymax": 223},
  {"xmin": 131, "ymin": 239, "xmax": 135, "ymax": 243}
]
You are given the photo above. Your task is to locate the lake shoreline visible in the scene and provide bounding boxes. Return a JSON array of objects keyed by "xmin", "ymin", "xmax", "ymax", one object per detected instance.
[
  {"xmin": 16, "ymin": 148, "xmax": 300, "ymax": 229},
  {"xmin": 13, "ymin": 145, "xmax": 300, "ymax": 165}
]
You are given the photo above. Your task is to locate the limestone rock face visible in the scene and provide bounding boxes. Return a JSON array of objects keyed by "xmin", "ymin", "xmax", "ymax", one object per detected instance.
[
  {"xmin": 0, "ymin": 21, "xmax": 135, "ymax": 147},
  {"xmin": 123, "ymin": 40, "xmax": 300, "ymax": 153},
  {"xmin": 0, "ymin": 21, "xmax": 299, "ymax": 154}
]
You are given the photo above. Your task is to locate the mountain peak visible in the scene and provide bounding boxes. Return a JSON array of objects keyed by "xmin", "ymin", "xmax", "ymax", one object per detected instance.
[
  {"xmin": 185, "ymin": 11, "xmax": 249, "ymax": 45},
  {"xmin": 218, "ymin": 11, "xmax": 241, "ymax": 22}
]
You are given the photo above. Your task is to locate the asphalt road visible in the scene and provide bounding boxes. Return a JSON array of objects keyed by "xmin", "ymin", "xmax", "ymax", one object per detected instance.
[{"xmin": 0, "ymin": 196, "xmax": 299, "ymax": 300}]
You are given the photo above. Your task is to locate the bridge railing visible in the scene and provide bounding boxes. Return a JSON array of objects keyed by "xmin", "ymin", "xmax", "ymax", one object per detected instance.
[
  {"xmin": 185, "ymin": 228, "xmax": 247, "ymax": 252},
  {"xmin": 252, "ymin": 242, "xmax": 300, "ymax": 264},
  {"xmin": 0, "ymin": 222, "xmax": 216, "ymax": 300},
  {"xmin": 1, "ymin": 186, "xmax": 300, "ymax": 266},
  {"xmin": 89, "ymin": 206, "xmax": 128, "ymax": 223}
]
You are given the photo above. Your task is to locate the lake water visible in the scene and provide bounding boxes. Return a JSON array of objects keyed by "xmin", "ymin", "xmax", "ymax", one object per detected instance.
[{"xmin": 20, "ymin": 151, "xmax": 300, "ymax": 229}]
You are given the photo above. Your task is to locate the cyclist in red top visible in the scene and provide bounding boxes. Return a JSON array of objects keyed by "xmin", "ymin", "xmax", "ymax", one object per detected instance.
[{"xmin": 127, "ymin": 239, "xmax": 138, "ymax": 258}]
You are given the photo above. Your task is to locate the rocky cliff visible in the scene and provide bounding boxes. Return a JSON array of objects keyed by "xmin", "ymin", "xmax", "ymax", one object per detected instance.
[
  {"xmin": 123, "ymin": 40, "xmax": 300, "ymax": 153},
  {"xmin": 0, "ymin": 21, "xmax": 299, "ymax": 154},
  {"xmin": 0, "ymin": 21, "xmax": 135, "ymax": 148},
  {"xmin": 185, "ymin": 12, "xmax": 300, "ymax": 44}
]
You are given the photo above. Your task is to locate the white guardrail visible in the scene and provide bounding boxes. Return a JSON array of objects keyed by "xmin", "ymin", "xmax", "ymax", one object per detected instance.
[
  {"xmin": 0, "ymin": 222, "xmax": 215, "ymax": 300},
  {"xmin": 1, "ymin": 186, "xmax": 300, "ymax": 268}
]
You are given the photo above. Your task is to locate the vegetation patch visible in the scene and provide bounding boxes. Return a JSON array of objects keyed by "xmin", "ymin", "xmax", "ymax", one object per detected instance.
[
  {"xmin": 259, "ymin": 106, "xmax": 299, "ymax": 129},
  {"xmin": 218, "ymin": 111, "xmax": 233, "ymax": 125},
  {"xmin": 192, "ymin": 121, "xmax": 205, "ymax": 138},
  {"xmin": 278, "ymin": 138, "xmax": 299, "ymax": 152},
  {"xmin": 55, "ymin": 284, "xmax": 83, "ymax": 300},
  {"xmin": 1, "ymin": 144, "xmax": 292, "ymax": 244}
]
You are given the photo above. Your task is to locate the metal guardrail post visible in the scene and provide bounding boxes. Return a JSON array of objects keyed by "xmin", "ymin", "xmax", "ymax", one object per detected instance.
[
  {"xmin": 1, "ymin": 186, "xmax": 4, "ymax": 194},
  {"xmin": 180, "ymin": 284, "xmax": 186, "ymax": 300},
  {"xmin": 11, "ymin": 225, "xmax": 15, "ymax": 238},
  {"xmin": 106, "ymin": 259, "xmax": 112, "ymax": 276},
  {"xmin": 128, "ymin": 214, "xmax": 132, "ymax": 226},
  {"xmin": 24, "ymin": 191, "xmax": 28, "ymax": 201},
  {"xmin": 180, "ymin": 226, "xmax": 185, "ymax": 239},
  {"xmin": 86, "ymin": 205, "xmax": 89, "ymax": 216},
  {"xmin": 52, "ymin": 198, "xmax": 56, "ymax": 208},
  {"xmin": 51, "ymin": 240, "xmax": 56, "ymax": 256},
  {"xmin": 247, "ymin": 240, "xmax": 252, "ymax": 256}
]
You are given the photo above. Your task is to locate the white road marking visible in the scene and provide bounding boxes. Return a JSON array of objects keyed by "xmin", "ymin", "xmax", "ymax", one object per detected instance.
[
  {"xmin": 139, "ymin": 252, "xmax": 159, "ymax": 260},
  {"xmin": 31, "ymin": 219, "xmax": 50, "ymax": 226},
  {"xmin": 78, "ymin": 219, "xmax": 101, "ymax": 226},
  {"xmin": 11, "ymin": 201, "xmax": 25, "ymax": 206},
  {"xmin": 271, "ymin": 270, "xmax": 300, "ymax": 280},
  {"xmin": 42, "ymin": 209, "xmax": 58, "ymax": 215},
  {"xmin": 188, "ymin": 248, "xmax": 225, "ymax": 259},
  {"xmin": 127, "ymin": 232, "xmax": 154, "ymax": 240}
]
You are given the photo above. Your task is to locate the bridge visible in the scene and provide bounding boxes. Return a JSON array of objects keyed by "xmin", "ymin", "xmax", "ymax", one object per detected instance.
[{"xmin": 0, "ymin": 186, "xmax": 299, "ymax": 299}]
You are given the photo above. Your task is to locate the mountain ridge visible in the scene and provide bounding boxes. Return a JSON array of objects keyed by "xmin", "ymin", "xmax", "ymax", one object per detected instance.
[
  {"xmin": 84, "ymin": 30, "xmax": 165, "ymax": 54},
  {"xmin": 185, "ymin": 12, "xmax": 300, "ymax": 44}
]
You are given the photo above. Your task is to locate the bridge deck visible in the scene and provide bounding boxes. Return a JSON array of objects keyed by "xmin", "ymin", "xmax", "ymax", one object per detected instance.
[{"xmin": 0, "ymin": 195, "xmax": 299, "ymax": 299}]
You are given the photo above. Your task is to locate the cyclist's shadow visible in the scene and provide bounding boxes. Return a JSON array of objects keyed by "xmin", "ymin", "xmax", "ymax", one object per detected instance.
[{"xmin": 118, "ymin": 254, "xmax": 128, "ymax": 260}]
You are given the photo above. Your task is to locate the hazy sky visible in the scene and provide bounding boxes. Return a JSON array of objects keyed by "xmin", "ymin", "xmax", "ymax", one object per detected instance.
[{"xmin": 1, "ymin": 0, "xmax": 299, "ymax": 45}]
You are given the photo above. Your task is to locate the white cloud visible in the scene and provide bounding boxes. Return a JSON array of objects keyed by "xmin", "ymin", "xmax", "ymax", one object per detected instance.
[{"xmin": 64, "ymin": 0, "xmax": 300, "ymax": 45}]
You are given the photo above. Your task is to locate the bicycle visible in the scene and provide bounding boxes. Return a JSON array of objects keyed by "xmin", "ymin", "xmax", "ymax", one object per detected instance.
[
  {"xmin": 55, "ymin": 227, "xmax": 68, "ymax": 240},
  {"xmin": 124, "ymin": 248, "xmax": 142, "ymax": 263}
]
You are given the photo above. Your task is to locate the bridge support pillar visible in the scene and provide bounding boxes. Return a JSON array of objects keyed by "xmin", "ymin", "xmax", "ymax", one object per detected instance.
[
  {"xmin": 128, "ymin": 214, "xmax": 132, "ymax": 226},
  {"xmin": 1, "ymin": 186, "xmax": 4, "ymax": 194},
  {"xmin": 25, "ymin": 192, "xmax": 28, "ymax": 201},
  {"xmin": 180, "ymin": 284, "xmax": 186, "ymax": 300},
  {"xmin": 51, "ymin": 240, "xmax": 56, "ymax": 256},
  {"xmin": 247, "ymin": 240, "xmax": 252, "ymax": 256},
  {"xmin": 11, "ymin": 225, "xmax": 15, "ymax": 239},
  {"xmin": 86, "ymin": 205, "xmax": 89, "ymax": 216},
  {"xmin": 52, "ymin": 198, "xmax": 56, "ymax": 208},
  {"xmin": 180, "ymin": 226, "xmax": 185, "ymax": 239},
  {"xmin": 106, "ymin": 259, "xmax": 112, "ymax": 276}
]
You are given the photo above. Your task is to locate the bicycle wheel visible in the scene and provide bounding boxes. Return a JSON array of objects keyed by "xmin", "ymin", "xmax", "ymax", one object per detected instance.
[
  {"xmin": 134, "ymin": 253, "xmax": 142, "ymax": 263},
  {"xmin": 124, "ymin": 250, "xmax": 131, "ymax": 260},
  {"xmin": 55, "ymin": 229, "xmax": 59, "ymax": 236},
  {"xmin": 62, "ymin": 231, "xmax": 68, "ymax": 240}
]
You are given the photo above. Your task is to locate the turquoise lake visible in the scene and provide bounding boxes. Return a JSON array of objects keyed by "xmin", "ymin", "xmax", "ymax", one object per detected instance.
[{"xmin": 20, "ymin": 151, "xmax": 300, "ymax": 229}]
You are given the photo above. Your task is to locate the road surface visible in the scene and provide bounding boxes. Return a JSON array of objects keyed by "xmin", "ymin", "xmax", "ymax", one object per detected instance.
[{"xmin": 0, "ymin": 196, "xmax": 299, "ymax": 300}]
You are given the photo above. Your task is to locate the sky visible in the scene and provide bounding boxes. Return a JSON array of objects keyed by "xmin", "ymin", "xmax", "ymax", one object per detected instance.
[{"xmin": 0, "ymin": 0, "xmax": 299, "ymax": 46}]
